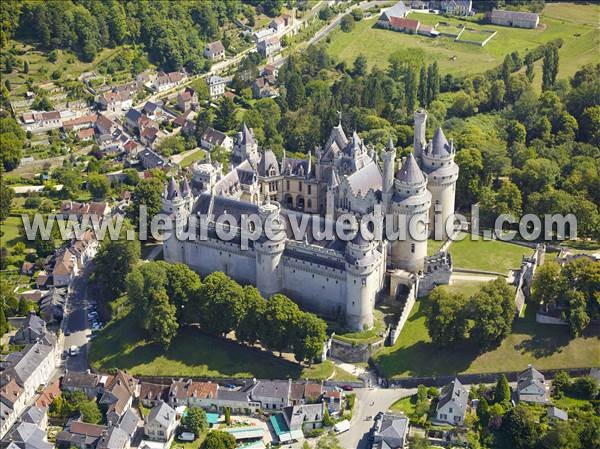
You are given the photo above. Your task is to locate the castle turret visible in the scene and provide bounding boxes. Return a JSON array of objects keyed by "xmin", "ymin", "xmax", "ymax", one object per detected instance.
[
  {"xmin": 413, "ymin": 109, "xmax": 428, "ymax": 159},
  {"xmin": 325, "ymin": 168, "xmax": 339, "ymax": 218},
  {"xmin": 345, "ymin": 231, "xmax": 382, "ymax": 331},
  {"xmin": 255, "ymin": 201, "xmax": 286, "ymax": 298},
  {"xmin": 421, "ymin": 127, "xmax": 459, "ymax": 240},
  {"xmin": 381, "ymin": 138, "xmax": 396, "ymax": 213},
  {"xmin": 389, "ymin": 153, "xmax": 431, "ymax": 273}
]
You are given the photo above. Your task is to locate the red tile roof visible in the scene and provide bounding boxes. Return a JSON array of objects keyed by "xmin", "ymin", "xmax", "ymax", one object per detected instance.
[{"xmin": 390, "ymin": 17, "xmax": 420, "ymax": 31}]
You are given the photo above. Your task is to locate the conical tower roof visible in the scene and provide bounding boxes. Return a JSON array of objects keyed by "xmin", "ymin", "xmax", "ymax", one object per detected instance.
[
  {"xmin": 241, "ymin": 122, "xmax": 255, "ymax": 146},
  {"xmin": 431, "ymin": 127, "xmax": 451, "ymax": 157},
  {"xmin": 395, "ymin": 153, "xmax": 425, "ymax": 185},
  {"xmin": 166, "ymin": 177, "xmax": 180, "ymax": 200}
]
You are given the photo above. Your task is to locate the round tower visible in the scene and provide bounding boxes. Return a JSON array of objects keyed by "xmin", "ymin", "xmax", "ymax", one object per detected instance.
[
  {"xmin": 413, "ymin": 109, "xmax": 428, "ymax": 159},
  {"xmin": 421, "ymin": 127, "xmax": 459, "ymax": 240},
  {"xmin": 390, "ymin": 153, "xmax": 431, "ymax": 273},
  {"xmin": 255, "ymin": 201, "xmax": 286, "ymax": 298},
  {"xmin": 345, "ymin": 232, "xmax": 382, "ymax": 331}
]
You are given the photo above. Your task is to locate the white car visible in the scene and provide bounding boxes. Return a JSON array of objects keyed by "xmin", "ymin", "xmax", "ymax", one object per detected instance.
[{"xmin": 69, "ymin": 346, "xmax": 79, "ymax": 356}]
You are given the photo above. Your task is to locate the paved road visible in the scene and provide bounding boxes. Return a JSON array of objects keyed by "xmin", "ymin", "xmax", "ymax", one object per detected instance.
[
  {"xmin": 63, "ymin": 268, "xmax": 93, "ymax": 372},
  {"xmin": 337, "ymin": 387, "xmax": 416, "ymax": 449}
]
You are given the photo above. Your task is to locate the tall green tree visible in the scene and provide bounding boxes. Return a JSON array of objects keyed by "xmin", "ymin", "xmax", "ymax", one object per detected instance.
[
  {"xmin": 215, "ymin": 97, "xmax": 238, "ymax": 131},
  {"xmin": 292, "ymin": 312, "xmax": 328, "ymax": 364},
  {"xmin": 418, "ymin": 65, "xmax": 427, "ymax": 107},
  {"xmin": 147, "ymin": 289, "xmax": 179, "ymax": 349},
  {"xmin": 198, "ymin": 272, "xmax": 244, "ymax": 335},
  {"xmin": 181, "ymin": 407, "xmax": 208, "ymax": 436},
  {"xmin": 128, "ymin": 178, "xmax": 163, "ymax": 230},
  {"xmin": 235, "ymin": 286, "xmax": 266, "ymax": 346},
  {"xmin": 262, "ymin": 294, "xmax": 301, "ymax": 355},
  {"xmin": 201, "ymin": 431, "xmax": 236, "ymax": 449},
  {"xmin": 494, "ymin": 375, "xmax": 511, "ymax": 405},
  {"xmin": 426, "ymin": 288, "xmax": 470, "ymax": 346}
]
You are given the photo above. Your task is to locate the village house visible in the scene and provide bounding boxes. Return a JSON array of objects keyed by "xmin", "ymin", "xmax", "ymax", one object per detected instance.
[
  {"xmin": 1, "ymin": 406, "xmax": 52, "ymax": 449},
  {"xmin": 11, "ymin": 313, "xmax": 47, "ymax": 344},
  {"xmin": 257, "ymin": 36, "xmax": 281, "ymax": 59},
  {"xmin": 487, "ymin": 9, "xmax": 539, "ymax": 29},
  {"xmin": 142, "ymin": 102, "xmax": 165, "ymax": 122},
  {"xmin": 20, "ymin": 111, "xmax": 62, "ymax": 133},
  {"xmin": 204, "ymin": 40, "xmax": 226, "ymax": 60},
  {"xmin": 51, "ymin": 248, "xmax": 79, "ymax": 287},
  {"xmin": 207, "ymin": 75, "xmax": 227, "ymax": 99},
  {"xmin": 378, "ymin": 1, "xmax": 410, "ymax": 28},
  {"xmin": 152, "ymin": 71, "xmax": 186, "ymax": 93},
  {"xmin": 517, "ymin": 365, "xmax": 549, "ymax": 403},
  {"xmin": 177, "ymin": 87, "xmax": 199, "ymax": 112},
  {"xmin": 200, "ymin": 127, "xmax": 234, "ymax": 152},
  {"xmin": 252, "ymin": 27, "xmax": 276, "ymax": 43},
  {"xmin": 262, "ymin": 64, "xmax": 279, "ymax": 79},
  {"xmin": 137, "ymin": 148, "xmax": 170, "ymax": 170},
  {"xmin": 0, "ymin": 378, "xmax": 26, "ymax": 438},
  {"xmin": 100, "ymin": 371, "xmax": 138, "ymax": 426},
  {"xmin": 372, "ymin": 413, "xmax": 410, "ymax": 449},
  {"xmin": 280, "ymin": 403, "xmax": 325, "ymax": 436},
  {"xmin": 434, "ymin": 378, "xmax": 469, "ymax": 425},
  {"xmin": 268, "ymin": 14, "xmax": 293, "ymax": 35},
  {"xmin": 173, "ymin": 110, "xmax": 192, "ymax": 128},
  {"xmin": 77, "ymin": 127, "xmax": 95, "ymax": 141},
  {"xmin": 250, "ymin": 380, "xmax": 291, "ymax": 410},
  {"xmin": 139, "ymin": 383, "xmax": 168, "ymax": 408},
  {"xmin": 62, "ymin": 113, "xmax": 97, "ymax": 132},
  {"xmin": 35, "ymin": 379, "xmax": 61, "ymax": 408},
  {"xmin": 144, "ymin": 401, "xmax": 177, "ymax": 442},
  {"xmin": 440, "ymin": 0, "xmax": 473, "ymax": 16},
  {"xmin": 60, "ymin": 201, "xmax": 111, "ymax": 222},
  {"xmin": 95, "ymin": 114, "xmax": 119, "ymax": 137},
  {"xmin": 62, "ymin": 371, "xmax": 100, "ymax": 399},
  {"xmin": 39, "ymin": 288, "xmax": 67, "ymax": 323},
  {"xmin": 97, "ymin": 90, "xmax": 133, "ymax": 113},
  {"xmin": 252, "ymin": 75, "xmax": 279, "ymax": 99},
  {"xmin": 56, "ymin": 420, "xmax": 108, "ymax": 449}
]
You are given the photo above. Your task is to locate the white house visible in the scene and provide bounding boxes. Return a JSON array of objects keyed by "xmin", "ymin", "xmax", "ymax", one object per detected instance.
[
  {"xmin": 207, "ymin": 75, "xmax": 227, "ymax": 99},
  {"xmin": 257, "ymin": 36, "xmax": 281, "ymax": 59},
  {"xmin": 434, "ymin": 378, "xmax": 469, "ymax": 425},
  {"xmin": 200, "ymin": 128, "xmax": 234, "ymax": 152},
  {"xmin": 144, "ymin": 402, "xmax": 177, "ymax": 442},
  {"xmin": 204, "ymin": 41, "xmax": 225, "ymax": 60},
  {"xmin": 517, "ymin": 365, "xmax": 549, "ymax": 403}
]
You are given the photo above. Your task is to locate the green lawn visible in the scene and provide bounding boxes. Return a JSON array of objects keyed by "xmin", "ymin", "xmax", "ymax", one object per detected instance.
[
  {"xmin": 179, "ymin": 149, "xmax": 206, "ymax": 168},
  {"xmin": 0, "ymin": 216, "xmax": 24, "ymax": 247},
  {"xmin": 89, "ymin": 301, "xmax": 346, "ymax": 380},
  {"xmin": 442, "ymin": 281, "xmax": 491, "ymax": 298},
  {"xmin": 389, "ymin": 396, "xmax": 416, "ymax": 416},
  {"xmin": 326, "ymin": 3, "xmax": 600, "ymax": 78},
  {"xmin": 331, "ymin": 309, "xmax": 386, "ymax": 344},
  {"xmin": 372, "ymin": 296, "xmax": 600, "ymax": 378},
  {"xmin": 448, "ymin": 232, "xmax": 531, "ymax": 274}
]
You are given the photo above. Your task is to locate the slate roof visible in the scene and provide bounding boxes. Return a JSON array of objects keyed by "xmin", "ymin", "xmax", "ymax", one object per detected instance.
[
  {"xmin": 206, "ymin": 41, "xmax": 225, "ymax": 54},
  {"xmin": 2, "ymin": 342, "xmax": 54, "ymax": 387},
  {"xmin": 346, "ymin": 159, "xmax": 382, "ymax": 196},
  {"xmin": 2, "ymin": 421, "xmax": 52, "ymax": 449},
  {"xmin": 374, "ymin": 413, "xmax": 409, "ymax": 449},
  {"xmin": 381, "ymin": 1, "xmax": 409, "ymax": 20},
  {"xmin": 431, "ymin": 127, "xmax": 452, "ymax": 157},
  {"xmin": 140, "ymin": 382, "xmax": 168, "ymax": 404},
  {"xmin": 118, "ymin": 408, "xmax": 140, "ymax": 438},
  {"xmin": 437, "ymin": 378, "xmax": 468, "ymax": 413},
  {"xmin": 547, "ymin": 406, "xmax": 568, "ymax": 421},
  {"xmin": 258, "ymin": 150, "xmax": 280, "ymax": 177},
  {"xmin": 395, "ymin": 153, "xmax": 425, "ymax": 185},
  {"xmin": 97, "ymin": 426, "xmax": 129, "ymax": 449},
  {"xmin": 147, "ymin": 402, "xmax": 175, "ymax": 429},
  {"xmin": 240, "ymin": 123, "xmax": 256, "ymax": 147},
  {"xmin": 252, "ymin": 380, "xmax": 290, "ymax": 403},
  {"xmin": 21, "ymin": 313, "xmax": 46, "ymax": 337},
  {"xmin": 20, "ymin": 406, "xmax": 46, "ymax": 427},
  {"xmin": 62, "ymin": 371, "xmax": 98, "ymax": 390},
  {"xmin": 202, "ymin": 127, "xmax": 229, "ymax": 147},
  {"xmin": 489, "ymin": 9, "xmax": 539, "ymax": 22}
]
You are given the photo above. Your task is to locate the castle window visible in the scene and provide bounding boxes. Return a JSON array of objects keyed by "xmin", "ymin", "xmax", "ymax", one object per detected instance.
[
  {"xmin": 312, "ymin": 274, "xmax": 314, "ymax": 278},
  {"xmin": 411, "ymin": 243, "xmax": 415, "ymax": 253},
  {"xmin": 308, "ymin": 185, "xmax": 312, "ymax": 194},
  {"xmin": 298, "ymin": 181, "xmax": 303, "ymax": 191},
  {"xmin": 286, "ymin": 180, "xmax": 290, "ymax": 190}
]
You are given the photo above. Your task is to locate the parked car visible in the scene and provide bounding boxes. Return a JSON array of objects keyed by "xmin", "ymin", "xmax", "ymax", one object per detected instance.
[{"xmin": 341, "ymin": 385, "xmax": 354, "ymax": 391}]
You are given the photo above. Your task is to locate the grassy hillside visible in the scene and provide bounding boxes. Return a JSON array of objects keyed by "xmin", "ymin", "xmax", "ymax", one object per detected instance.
[
  {"xmin": 326, "ymin": 3, "xmax": 599, "ymax": 77},
  {"xmin": 373, "ymin": 296, "xmax": 600, "ymax": 378}
]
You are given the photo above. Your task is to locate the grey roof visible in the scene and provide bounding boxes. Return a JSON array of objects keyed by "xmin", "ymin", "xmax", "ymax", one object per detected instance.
[
  {"xmin": 547, "ymin": 406, "xmax": 568, "ymax": 421},
  {"xmin": 166, "ymin": 177, "xmax": 181, "ymax": 200},
  {"xmin": 431, "ymin": 127, "xmax": 451, "ymax": 157},
  {"xmin": 281, "ymin": 156, "xmax": 311, "ymax": 178},
  {"xmin": 201, "ymin": 127, "xmax": 228, "ymax": 146},
  {"xmin": 21, "ymin": 314, "xmax": 46, "ymax": 336},
  {"xmin": 216, "ymin": 388, "xmax": 251, "ymax": 402},
  {"xmin": 258, "ymin": 150, "xmax": 280, "ymax": 177},
  {"xmin": 195, "ymin": 193, "xmax": 259, "ymax": 224},
  {"xmin": 381, "ymin": 1, "xmax": 409, "ymax": 20},
  {"xmin": 241, "ymin": 123, "xmax": 256, "ymax": 147},
  {"xmin": 2, "ymin": 422, "xmax": 52, "ymax": 449},
  {"xmin": 147, "ymin": 401, "xmax": 175, "ymax": 429},
  {"xmin": 283, "ymin": 403, "xmax": 324, "ymax": 431},
  {"xmin": 374, "ymin": 413, "xmax": 409, "ymax": 449},
  {"xmin": 489, "ymin": 9, "xmax": 539, "ymax": 21},
  {"xmin": 98, "ymin": 427, "xmax": 129, "ymax": 449},
  {"xmin": 517, "ymin": 365, "xmax": 546, "ymax": 395},
  {"xmin": 20, "ymin": 407, "xmax": 46, "ymax": 426},
  {"xmin": 324, "ymin": 123, "xmax": 348, "ymax": 154},
  {"xmin": 394, "ymin": 153, "xmax": 425, "ymax": 185},
  {"xmin": 62, "ymin": 371, "xmax": 98, "ymax": 389},
  {"xmin": 327, "ymin": 168, "xmax": 340, "ymax": 188},
  {"xmin": 3, "ymin": 342, "xmax": 54, "ymax": 387},
  {"xmin": 252, "ymin": 380, "xmax": 290, "ymax": 402},
  {"xmin": 346, "ymin": 159, "xmax": 382, "ymax": 196},
  {"xmin": 437, "ymin": 378, "xmax": 468, "ymax": 412},
  {"xmin": 118, "ymin": 408, "xmax": 140, "ymax": 438},
  {"xmin": 125, "ymin": 108, "xmax": 141, "ymax": 123}
]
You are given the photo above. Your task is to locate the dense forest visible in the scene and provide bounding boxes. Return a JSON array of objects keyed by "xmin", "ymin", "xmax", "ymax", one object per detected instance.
[{"xmin": 0, "ymin": 0, "xmax": 286, "ymax": 69}]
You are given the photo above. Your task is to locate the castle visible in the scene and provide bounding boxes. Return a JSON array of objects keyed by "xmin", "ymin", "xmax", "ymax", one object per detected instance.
[{"xmin": 163, "ymin": 109, "xmax": 458, "ymax": 331}]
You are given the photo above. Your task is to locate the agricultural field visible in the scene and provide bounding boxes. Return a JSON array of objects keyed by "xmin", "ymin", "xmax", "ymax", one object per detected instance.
[
  {"xmin": 372, "ymin": 295, "xmax": 600, "ymax": 378},
  {"xmin": 325, "ymin": 3, "xmax": 599, "ymax": 78}
]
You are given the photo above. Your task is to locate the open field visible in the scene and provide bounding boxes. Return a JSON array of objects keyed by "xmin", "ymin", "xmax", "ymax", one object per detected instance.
[
  {"xmin": 0, "ymin": 216, "xmax": 23, "ymax": 247},
  {"xmin": 372, "ymin": 297, "xmax": 600, "ymax": 378},
  {"xmin": 326, "ymin": 3, "xmax": 599, "ymax": 78},
  {"xmin": 448, "ymin": 233, "xmax": 531, "ymax": 274},
  {"xmin": 89, "ymin": 300, "xmax": 355, "ymax": 381}
]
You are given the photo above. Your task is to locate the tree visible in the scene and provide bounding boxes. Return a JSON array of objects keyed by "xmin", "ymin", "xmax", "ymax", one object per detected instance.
[
  {"xmin": 128, "ymin": 178, "xmax": 163, "ymax": 230},
  {"xmin": 353, "ymin": 54, "xmax": 367, "ymax": 77},
  {"xmin": 181, "ymin": 407, "xmax": 208, "ymax": 436},
  {"xmin": 570, "ymin": 376, "xmax": 598, "ymax": 399},
  {"xmin": 455, "ymin": 147, "xmax": 483, "ymax": 206},
  {"xmin": 235, "ymin": 286, "xmax": 266, "ymax": 346},
  {"xmin": 147, "ymin": 289, "xmax": 178, "ymax": 349},
  {"xmin": 532, "ymin": 262, "xmax": 564, "ymax": 310},
  {"xmin": 94, "ymin": 225, "xmax": 141, "ymax": 299},
  {"xmin": 552, "ymin": 371, "xmax": 571, "ymax": 396},
  {"xmin": 316, "ymin": 432, "xmax": 344, "ymax": 449},
  {"xmin": 215, "ymin": 97, "xmax": 238, "ymax": 131},
  {"xmin": 0, "ymin": 304, "xmax": 8, "ymax": 337},
  {"xmin": 87, "ymin": 173, "xmax": 111, "ymax": 199},
  {"xmin": 426, "ymin": 288, "xmax": 470, "ymax": 346},
  {"xmin": 292, "ymin": 312, "xmax": 328, "ymax": 364},
  {"xmin": 285, "ymin": 71, "xmax": 306, "ymax": 111},
  {"xmin": 163, "ymin": 262, "xmax": 202, "ymax": 323},
  {"xmin": 506, "ymin": 120, "xmax": 526, "ymax": 146},
  {"xmin": 469, "ymin": 279, "xmax": 515, "ymax": 349},
  {"xmin": 201, "ymin": 431, "xmax": 236, "ymax": 449},
  {"xmin": 418, "ymin": 65, "xmax": 427, "ymax": 106},
  {"xmin": 23, "ymin": 61, "xmax": 29, "ymax": 74},
  {"xmin": 340, "ymin": 14, "xmax": 355, "ymax": 32},
  {"xmin": 0, "ymin": 175, "xmax": 14, "ymax": 221},
  {"xmin": 542, "ymin": 45, "xmax": 559, "ymax": 91},
  {"xmin": 565, "ymin": 290, "xmax": 590, "ymax": 337},
  {"xmin": 579, "ymin": 105, "xmax": 600, "ymax": 145},
  {"xmin": 79, "ymin": 399, "xmax": 103, "ymax": 424},
  {"xmin": 198, "ymin": 272, "xmax": 244, "ymax": 335},
  {"xmin": 494, "ymin": 375, "xmax": 511, "ymax": 405},
  {"xmin": 0, "ymin": 117, "xmax": 25, "ymax": 171},
  {"xmin": 501, "ymin": 404, "xmax": 540, "ymax": 449},
  {"xmin": 262, "ymin": 294, "xmax": 301, "ymax": 355},
  {"xmin": 195, "ymin": 108, "xmax": 215, "ymax": 142},
  {"xmin": 224, "ymin": 407, "xmax": 231, "ymax": 426}
]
